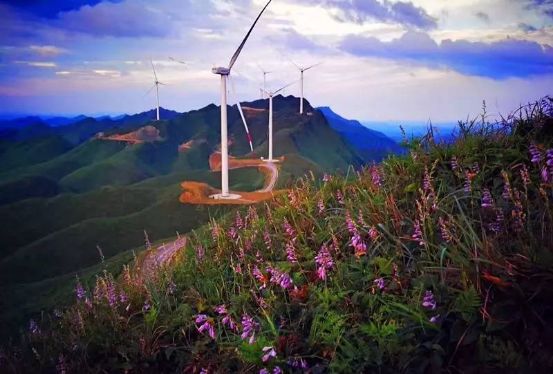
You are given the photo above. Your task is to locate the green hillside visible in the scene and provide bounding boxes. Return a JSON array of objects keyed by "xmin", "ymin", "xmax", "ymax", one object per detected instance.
[{"xmin": 4, "ymin": 97, "xmax": 552, "ymax": 372}]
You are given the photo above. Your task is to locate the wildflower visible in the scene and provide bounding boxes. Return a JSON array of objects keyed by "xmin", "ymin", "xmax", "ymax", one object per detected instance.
[
  {"xmin": 255, "ymin": 250, "xmax": 263, "ymax": 264},
  {"xmin": 374, "ymin": 278, "xmax": 385, "ymax": 290},
  {"xmin": 488, "ymin": 209, "xmax": 504, "ymax": 233},
  {"xmin": 253, "ymin": 266, "xmax": 268, "ymax": 289},
  {"xmin": 481, "ymin": 188, "xmax": 494, "ymax": 208},
  {"xmin": 288, "ymin": 357, "xmax": 309, "ymax": 370},
  {"xmin": 547, "ymin": 149, "xmax": 553, "ymax": 176},
  {"xmin": 369, "ymin": 226, "xmax": 379, "ymax": 241},
  {"xmin": 228, "ymin": 226, "xmax": 238, "ymax": 240},
  {"xmin": 345, "ymin": 211, "xmax": 357, "ymax": 234},
  {"xmin": 263, "ymin": 230, "xmax": 272, "ymax": 251},
  {"xmin": 240, "ymin": 314, "xmax": 259, "ymax": 344},
  {"xmin": 142, "ymin": 301, "xmax": 151, "ymax": 312},
  {"xmin": 262, "ymin": 346, "xmax": 277, "ymax": 363},
  {"xmin": 283, "ymin": 219, "xmax": 297, "ymax": 242},
  {"xmin": 463, "ymin": 171, "xmax": 472, "ymax": 193},
  {"xmin": 412, "ymin": 220, "xmax": 425, "ymax": 246},
  {"xmin": 422, "ymin": 290, "xmax": 437, "ymax": 310},
  {"xmin": 529, "ymin": 143, "xmax": 541, "ymax": 164},
  {"xmin": 438, "ymin": 217, "xmax": 453, "ymax": 242},
  {"xmin": 541, "ymin": 166, "xmax": 550, "ymax": 183},
  {"xmin": 53, "ymin": 309, "xmax": 63, "ymax": 318},
  {"xmin": 322, "ymin": 174, "xmax": 331, "ymax": 183},
  {"xmin": 259, "ymin": 370, "xmax": 269, "ymax": 374},
  {"xmin": 106, "ymin": 280, "xmax": 118, "ymax": 307},
  {"xmin": 247, "ymin": 206, "xmax": 259, "ymax": 224},
  {"xmin": 371, "ymin": 166, "xmax": 382, "ymax": 187},
  {"xmin": 430, "ymin": 314, "xmax": 440, "ymax": 324},
  {"xmin": 268, "ymin": 267, "xmax": 293, "ymax": 289},
  {"xmin": 315, "ymin": 245, "xmax": 334, "ymax": 281},
  {"xmin": 75, "ymin": 281, "xmax": 86, "ymax": 301},
  {"xmin": 336, "ymin": 190, "xmax": 345, "ymax": 205},
  {"xmin": 472, "ymin": 162, "xmax": 480, "ymax": 174},
  {"xmin": 351, "ymin": 234, "xmax": 367, "ymax": 258},
  {"xmin": 285, "ymin": 241, "xmax": 298, "ymax": 264},
  {"xmin": 29, "ymin": 319, "xmax": 40, "ymax": 335},
  {"xmin": 423, "ymin": 166, "xmax": 433, "ymax": 193},
  {"xmin": 273, "ymin": 367, "xmax": 283, "ymax": 374},
  {"xmin": 211, "ymin": 223, "xmax": 220, "ymax": 240},
  {"xmin": 119, "ymin": 290, "xmax": 128, "ymax": 304},
  {"xmin": 215, "ymin": 304, "xmax": 227, "ymax": 315},
  {"xmin": 317, "ymin": 198, "xmax": 325, "ymax": 214},
  {"xmin": 195, "ymin": 314, "xmax": 216, "ymax": 340},
  {"xmin": 502, "ymin": 172, "xmax": 512, "ymax": 200},
  {"xmin": 200, "ymin": 369, "xmax": 208, "ymax": 374},
  {"xmin": 196, "ymin": 245, "xmax": 205, "ymax": 262},
  {"xmin": 450, "ymin": 156, "xmax": 459, "ymax": 171},
  {"xmin": 56, "ymin": 354, "xmax": 67, "ymax": 374},
  {"xmin": 235, "ymin": 211, "xmax": 244, "ymax": 230}
]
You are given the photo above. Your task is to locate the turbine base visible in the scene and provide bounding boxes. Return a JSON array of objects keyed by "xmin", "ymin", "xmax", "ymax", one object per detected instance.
[
  {"xmin": 262, "ymin": 159, "xmax": 280, "ymax": 163},
  {"xmin": 209, "ymin": 193, "xmax": 242, "ymax": 200}
]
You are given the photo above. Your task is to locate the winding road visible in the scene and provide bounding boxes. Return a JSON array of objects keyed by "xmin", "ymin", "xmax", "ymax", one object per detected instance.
[{"xmin": 141, "ymin": 237, "xmax": 187, "ymax": 279}]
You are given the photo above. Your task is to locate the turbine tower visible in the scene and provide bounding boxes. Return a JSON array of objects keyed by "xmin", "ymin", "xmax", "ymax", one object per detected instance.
[
  {"xmin": 289, "ymin": 60, "xmax": 321, "ymax": 115},
  {"xmin": 262, "ymin": 81, "xmax": 296, "ymax": 163},
  {"xmin": 211, "ymin": 0, "xmax": 272, "ymax": 199},
  {"xmin": 148, "ymin": 61, "xmax": 166, "ymax": 121}
]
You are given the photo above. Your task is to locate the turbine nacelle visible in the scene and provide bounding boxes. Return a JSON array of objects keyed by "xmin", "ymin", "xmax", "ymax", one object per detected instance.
[{"xmin": 212, "ymin": 67, "xmax": 230, "ymax": 75}]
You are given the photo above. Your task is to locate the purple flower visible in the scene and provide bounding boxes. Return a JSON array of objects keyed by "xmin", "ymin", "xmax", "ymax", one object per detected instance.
[
  {"xmin": 253, "ymin": 266, "xmax": 268, "ymax": 288},
  {"xmin": 472, "ymin": 162, "xmax": 480, "ymax": 174},
  {"xmin": 288, "ymin": 357, "xmax": 309, "ymax": 369},
  {"xmin": 520, "ymin": 165, "xmax": 531, "ymax": 187},
  {"xmin": 273, "ymin": 367, "xmax": 283, "ymax": 374},
  {"xmin": 422, "ymin": 290, "xmax": 437, "ymax": 310},
  {"xmin": 451, "ymin": 156, "xmax": 459, "ymax": 171},
  {"xmin": 323, "ymin": 173, "xmax": 331, "ymax": 183},
  {"xmin": 315, "ymin": 245, "xmax": 334, "ymax": 281},
  {"xmin": 423, "ymin": 166, "xmax": 433, "ymax": 193},
  {"xmin": 214, "ymin": 305, "xmax": 227, "ymax": 315},
  {"xmin": 119, "ymin": 290, "xmax": 128, "ymax": 304},
  {"xmin": 228, "ymin": 226, "xmax": 238, "ymax": 240},
  {"xmin": 75, "ymin": 282, "xmax": 86, "ymax": 301},
  {"xmin": 412, "ymin": 220, "xmax": 425, "ymax": 246},
  {"xmin": 285, "ymin": 241, "xmax": 298, "ymax": 264},
  {"xmin": 369, "ymin": 226, "xmax": 379, "ymax": 241},
  {"xmin": 167, "ymin": 281, "xmax": 177, "ymax": 295},
  {"xmin": 541, "ymin": 166, "xmax": 550, "ymax": 183},
  {"xmin": 195, "ymin": 314, "xmax": 216, "ymax": 340},
  {"xmin": 502, "ymin": 180, "xmax": 512, "ymax": 200},
  {"xmin": 106, "ymin": 281, "xmax": 118, "ymax": 307},
  {"xmin": 438, "ymin": 217, "xmax": 453, "ymax": 242},
  {"xmin": 268, "ymin": 267, "xmax": 293, "ymax": 290},
  {"xmin": 371, "ymin": 166, "xmax": 383, "ymax": 187},
  {"xmin": 481, "ymin": 188, "xmax": 494, "ymax": 208},
  {"xmin": 351, "ymin": 234, "xmax": 367, "ymax": 258},
  {"xmin": 430, "ymin": 314, "xmax": 440, "ymax": 324},
  {"xmin": 235, "ymin": 211, "xmax": 244, "ymax": 230},
  {"xmin": 317, "ymin": 198, "xmax": 325, "ymax": 214},
  {"xmin": 263, "ymin": 230, "xmax": 272, "ymax": 251},
  {"xmin": 374, "ymin": 278, "xmax": 385, "ymax": 290},
  {"xmin": 143, "ymin": 301, "xmax": 151, "ymax": 312},
  {"xmin": 259, "ymin": 370, "xmax": 269, "ymax": 374},
  {"xmin": 345, "ymin": 212, "xmax": 357, "ymax": 235},
  {"xmin": 283, "ymin": 219, "xmax": 297, "ymax": 242},
  {"xmin": 240, "ymin": 314, "xmax": 259, "ymax": 344},
  {"xmin": 200, "ymin": 369, "xmax": 208, "ymax": 374},
  {"xmin": 262, "ymin": 346, "xmax": 277, "ymax": 363},
  {"xmin": 29, "ymin": 319, "xmax": 40, "ymax": 335},
  {"xmin": 222, "ymin": 315, "xmax": 238, "ymax": 331},
  {"xmin": 529, "ymin": 143, "xmax": 541, "ymax": 164},
  {"xmin": 463, "ymin": 171, "xmax": 472, "ymax": 193}
]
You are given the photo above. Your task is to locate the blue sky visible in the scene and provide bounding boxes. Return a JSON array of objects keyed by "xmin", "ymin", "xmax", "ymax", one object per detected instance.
[{"xmin": 0, "ymin": 0, "xmax": 552, "ymax": 121}]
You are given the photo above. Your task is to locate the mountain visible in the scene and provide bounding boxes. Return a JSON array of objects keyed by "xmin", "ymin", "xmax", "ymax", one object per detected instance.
[
  {"xmin": 0, "ymin": 96, "xmax": 373, "ymax": 338},
  {"xmin": 319, "ymin": 106, "xmax": 404, "ymax": 161}
]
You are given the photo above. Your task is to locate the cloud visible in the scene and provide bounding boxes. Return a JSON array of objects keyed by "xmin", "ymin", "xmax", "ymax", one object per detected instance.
[
  {"xmin": 340, "ymin": 31, "xmax": 553, "ymax": 79},
  {"xmin": 0, "ymin": 0, "xmax": 122, "ymax": 18},
  {"xmin": 29, "ymin": 45, "xmax": 68, "ymax": 57},
  {"xmin": 301, "ymin": 0, "xmax": 437, "ymax": 30},
  {"xmin": 15, "ymin": 61, "xmax": 57, "ymax": 68},
  {"xmin": 56, "ymin": 1, "xmax": 175, "ymax": 37},
  {"xmin": 526, "ymin": 0, "xmax": 553, "ymax": 18},
  {"xmin": 475, "ymin": 11, "xmax": 490, "ymax": 23}
]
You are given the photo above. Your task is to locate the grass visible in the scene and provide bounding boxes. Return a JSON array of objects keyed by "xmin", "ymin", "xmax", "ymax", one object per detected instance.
[{"xmin": 3, "ymin": 97, "xmax": 552, "ymax": 373}]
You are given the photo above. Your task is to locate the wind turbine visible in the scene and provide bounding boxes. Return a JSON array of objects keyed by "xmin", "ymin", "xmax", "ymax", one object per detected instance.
[
  {"xmin": 211, "ymin": 0, "xmax": 272, "ymax": 199},
  {"xmin": 147, "ymin": 60, "xmax": 166, "ymax": 121},
  {"xmin": 289, "ymin": 59, "xmax": 321, "ymax": 115},
  {"xmin": 262, "ymin": 81, "xmax": 297, "ymax": 163},
  {"xmin": 229, "ymin": 75, "xmax": 254, "ymax": 153},
  {"xmin": 257, "ymin": 64, "xmax": 271, "ymax": 99}
]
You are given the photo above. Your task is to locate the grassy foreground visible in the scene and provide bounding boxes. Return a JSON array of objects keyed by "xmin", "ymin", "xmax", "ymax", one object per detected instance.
[{"xmin": 2, "ymin": 98, "xmax": 553, "ymax": 373}]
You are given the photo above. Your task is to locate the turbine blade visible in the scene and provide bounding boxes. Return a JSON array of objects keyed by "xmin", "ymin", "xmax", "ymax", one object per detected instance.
[
  {"xmin": 144, "ymin": 84, "xmax": 156, "ymax": 96},
  {"xmin": 228, "ymin": 0, "xmax": 272, "ymax": 70},
  {"xmin": 303, "ymin": 62, "xmax": 322, "ymax": 71},
  {"xmin": 284, "ymin": 54, "xmax": 300, "ymax": 70},
  {"xmin": 236, "ymin": 101, "xmax": 254, "ymax": 152},
  {"xmin": 151, "ymin": 60, "xmax": 158, "ymax": 81},
  {"xmin": 274, "ymin": 80, "xmax": 297, "ymax": 95},
  {"xmin": 169, "ymin": 56, "xmax": 187, "ymax": 65}
]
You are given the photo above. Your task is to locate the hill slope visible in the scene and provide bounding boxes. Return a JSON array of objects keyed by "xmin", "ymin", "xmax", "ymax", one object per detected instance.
[{"xmin": 3, "ymin": 97, "xmax": 553, "ymax": 372}]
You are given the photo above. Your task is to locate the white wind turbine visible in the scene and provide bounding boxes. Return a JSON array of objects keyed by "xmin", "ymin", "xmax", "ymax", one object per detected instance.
[
  {"xmin": 262, "ymin": 81, "xmax": 297, "ymax": 163},
  {"xmin": 210, "ymin": 0, "xmax": 272, "ymax": 199},
  {"xmin": 257, "ymin": 64, "xmax": 272, "ymax": 99},
  {"xmin": 289, "ymin": 59, "xmax": 321, "ymax": 115},
  {"xmin": 147, "ymin": 60, "xmax": 166, "ymax": 121}
]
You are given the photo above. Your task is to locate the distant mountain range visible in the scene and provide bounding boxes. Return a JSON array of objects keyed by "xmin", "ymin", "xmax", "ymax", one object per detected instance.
[{"xmin": 0, "ymin": 96, "xmax": 402, "ymax": 337}]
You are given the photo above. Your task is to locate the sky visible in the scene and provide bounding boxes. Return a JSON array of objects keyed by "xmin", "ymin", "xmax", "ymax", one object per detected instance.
[{"xmin": 0, "ymin": 0, "xmax": 552, "ymax": 122}]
